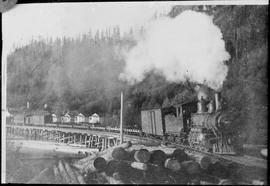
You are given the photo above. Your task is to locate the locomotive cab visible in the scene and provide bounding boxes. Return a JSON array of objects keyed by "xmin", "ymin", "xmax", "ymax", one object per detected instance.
[{"xmin": 162, "ymin": 101, "xmax": 197, "ymax": 143}]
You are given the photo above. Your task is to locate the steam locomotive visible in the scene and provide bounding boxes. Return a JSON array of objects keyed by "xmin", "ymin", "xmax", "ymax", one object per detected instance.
[{"xmin": 141, "ymin": 87, "xmax": 237, "ymax": 154}]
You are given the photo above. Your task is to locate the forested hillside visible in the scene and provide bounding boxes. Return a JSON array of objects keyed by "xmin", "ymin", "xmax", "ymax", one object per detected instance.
[{"xmin": 7, "ymin": 5, "xmax": 267, "ymax": 144}]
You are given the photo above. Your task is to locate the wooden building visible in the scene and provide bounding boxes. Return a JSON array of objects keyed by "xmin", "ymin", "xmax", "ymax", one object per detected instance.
[
  {"xmin": 61, "ymin": 113, "xmax": 71, "ymax": 123},
  {"xmin": 89, "ymin": 113, "xmax": 100, "ymax": 124},
  {"xmin": 75, "ymin": 113, "xmax": 85, "ymax": 123},
  {"xmin": 51, "ymin": 113, "xmax": 58, "ymax": 123},
  {"xmin": 25, "ymin": 110, "xmax": 51, "ymax": 125}
]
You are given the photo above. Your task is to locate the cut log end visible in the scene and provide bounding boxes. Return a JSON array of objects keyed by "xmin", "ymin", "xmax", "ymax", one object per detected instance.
[
  {"xmin": 181, "ymin": 160, "xmax": 201, "ymax": 176},
  {"xmin": 149, "ymin": 150, "xmax": 167, "ymax": 166},
  {"xmin": 164, "ymin": 158, "xmax": 181, "ymax": 171},
  {"xmin": 130, "ymin": 162, "xmax": 148, "ymax": 171},
  {"xmin": 112, "ymin": 147, "xmax": 129, "ymax": 160},
  {"xmin": 93, "ymin": 157, "xmax": 107, "ymax": 171},
  {"xmin": 134, "ymin": 149, "xmax": 151, "ymax": 163}
]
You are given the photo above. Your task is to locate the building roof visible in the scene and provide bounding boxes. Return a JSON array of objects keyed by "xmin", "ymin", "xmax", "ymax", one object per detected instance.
[
  {"xmin": 92, "ymin": 113, "xmax": 99, "ymax": 117},
  {"xmin": 69, "ymin": 111, "xmax": 80, "ymax": 117},
  {"xmin": 77, "ymin": 113, "xmax": 85, "ymax": 117},
  {"xmin": 25, "ymin": 110, "xmax": 50, "ymax": 116},
  {"xmin": 9, "ymin": 108, "xmax": 26, "ymax": 115}
]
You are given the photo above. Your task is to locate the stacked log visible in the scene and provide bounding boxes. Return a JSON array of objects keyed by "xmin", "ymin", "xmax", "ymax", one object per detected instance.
[
  {"xmin": 172, "ymin": 148, "xmax": 189, "ymax": 162},
  {"xmin": 27, "ymin": 167, "xmax": 53, "ymax": 184},
  {"xmin": 149, "ymin": 150, "xmax": 167, "ymax": 166},
  {"xmin": 112, "ymin": 147, "xmax": 129, "ymax": 160},
  {"xmin": 190, "ymin": 154, "xmax": 212, "ymax": 170},
  {"xmin": 53, "ymin": 165, "xmax": 64, "ymax": 184},
  {"xmin": 181, "ymin": 160, "xmax": 201, "ymax": 176},
  {"xmin": 207, "ymin": 161, "xmax": 229, "ymax": 178},
  {"xmin": 134, "ymin": 149, "xmax": 151, "ymax": 163},
  {"xmin": 48, "ymin": 160, "xmax": 87, "ymax": 184},
  {"xmin": 70, "ymin": 142, "xmax": 238, "ymax": 184},
  {"xmin": 164, "ymin": 158, "xmax": 181, "ymax": 171}
]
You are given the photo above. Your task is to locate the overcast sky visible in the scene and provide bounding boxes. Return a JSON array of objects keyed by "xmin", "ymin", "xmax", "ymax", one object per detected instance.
[
  {"xmin": 2, "ymin": 2, "xmax": 175, "ymax": 57},
  {"xmin": 2, "ymin": 1, "xmax": 267, "ymax": 57}
]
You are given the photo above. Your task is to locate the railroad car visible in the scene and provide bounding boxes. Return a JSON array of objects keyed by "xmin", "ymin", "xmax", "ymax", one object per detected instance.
[{"xmin": 141, "ymin": 102, "xmax": 196, "ymax": 140}]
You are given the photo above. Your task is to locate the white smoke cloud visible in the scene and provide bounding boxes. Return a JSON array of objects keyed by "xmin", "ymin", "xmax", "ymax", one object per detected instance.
[{"xmin": 120, "ymin": 10, "xmax": 230, "ymax": 90}]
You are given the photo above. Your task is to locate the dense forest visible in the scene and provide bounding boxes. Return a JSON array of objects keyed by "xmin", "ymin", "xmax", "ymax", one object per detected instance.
[{"xmin": 7, "ymin": 5, "xmax": 268, "ymax": 144}]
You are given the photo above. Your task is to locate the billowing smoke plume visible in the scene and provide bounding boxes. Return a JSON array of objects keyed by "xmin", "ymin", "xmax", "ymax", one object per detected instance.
[{"xmin": 120, "ymin": 10, "xmax": 230, "ymax": 90}]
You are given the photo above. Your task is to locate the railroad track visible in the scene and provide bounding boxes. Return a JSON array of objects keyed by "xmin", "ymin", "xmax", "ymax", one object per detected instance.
[{"xmin": 7, "ymin": 124, "xmax": 267, "ymax": 169}]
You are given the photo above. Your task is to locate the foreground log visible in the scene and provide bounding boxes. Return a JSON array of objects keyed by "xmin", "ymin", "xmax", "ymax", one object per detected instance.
[
  {"xmin": 27, "ymin": 167, "xmax": 53, "ymax": 184},
  {"xmin": 164, "ymin": 158, "xmax": 181, "ymax": 171},
  {"xmin": 225, "ymin": 161, "xmax": 240, "ymax": 178},
  {"xmin": 58, "ymin": 160, "xmax": 72, "ymax": 183},
  {"xmin": 105, "ymin": 160, "xmax": 120, "ymax": 176},
  {"xmin": 127, "ymin": 168, "xmax": 145, "ymax": 184},
  {"xmin": 93, "ymin": 157, "xmax": 107, "ymax": 171},
  {"xmin": 134, "ymin": 149, "xmax": 151, "ymax": 163},
  {"xmin": 74, "ymin": 141, "xmax": 132, "ymax": 173},
  {"xmin": 77, "ymin": 156, "xmax": 107, "ymax": 173},
  {"xmin": 63, "ymin": 161, "xmax": 79, "ymax": 184},
  {"xmin": 112, "ymin": 161, "xmax": 146, "ymax": 184},
  {"xmin": 74, "ymin": 170, "xmax": 86, "ymax": 184},
  {"xmin": 172, "ymin": 148, "xmax": 189, "ymax": 163},
  {"xmin": 168, "ymin": 171, "xmax": 189, "ymax": 184},
  {"xmin": 112, "ymin": 147, "xmax": 129, "ymax": 160},
  {"xmin": 100, "ymin": 172, "xmax": 125, "ymax": 184},
  {"xmin": 218, "ymin": 179, "xmax": 233, "ymax": 185},
  {"xmin": 144, "ymin": 164, "xmax": 173, "ymax": 184},
  {"xmin": 149, "ymin": 150, "xmax": 167, "ymax": 166},
  {"xmin": 73, "ymin": 141, "xmax": 132, "ymax": 173},
  {"xmin": 130, "ymin": 161, "xmax": 148, "ymax": 171},
  {"xmin": 126, "ymin": 149, "xmax": 136, "ymax": 161},
  {"xmin": 190, "ymin": 154, "xmax": 212, "ymax": 170},
  {"xmin": 188, "ymin": 176, "xmax": 201, "ymax": 185},
  {"xmin": 181, "ymin": 160, "xmax": 201, "ymax": 176},
  {"xmin": 53, "ymin": 164, "xmax": 64, "ymax": 184},
  {"xmin": 207, "ymin": 161, "xmax": 229, "ymax": 178},
  {"xmin": 76, "ymin": 151, "xmax": 99, "ymax": 165}
]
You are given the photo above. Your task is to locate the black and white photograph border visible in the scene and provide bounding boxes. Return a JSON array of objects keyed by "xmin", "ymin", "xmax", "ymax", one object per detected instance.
[{"xmin": 1, "ymin": 0, "xmax": 268, "ymax": 184}]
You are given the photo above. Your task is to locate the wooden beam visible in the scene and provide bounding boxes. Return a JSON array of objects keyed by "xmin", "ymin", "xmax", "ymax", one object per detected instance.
[{"xmin": 120, "ymin": 91, "xmax": 123, "ymax": 144}]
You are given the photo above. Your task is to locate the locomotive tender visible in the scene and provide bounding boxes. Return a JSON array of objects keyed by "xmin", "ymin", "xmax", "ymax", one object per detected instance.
[{"xmin": 141, "ymin": 88, "xmax": 236, "ymax": 154}]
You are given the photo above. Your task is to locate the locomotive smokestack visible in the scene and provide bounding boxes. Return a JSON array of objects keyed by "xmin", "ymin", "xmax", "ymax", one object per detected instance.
[{"xmin": 215, "ymin": 92, "xmax": 220, "ymax": 111}]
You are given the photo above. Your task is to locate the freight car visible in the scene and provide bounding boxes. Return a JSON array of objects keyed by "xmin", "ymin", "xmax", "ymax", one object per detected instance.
[{"xmin": 141, "ymin": 90, "xmax": 236, "ymax": 155}]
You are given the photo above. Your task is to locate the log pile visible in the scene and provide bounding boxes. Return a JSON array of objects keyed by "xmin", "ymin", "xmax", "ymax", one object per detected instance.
[
  {"xmin": 26, "ymin": 159, "xmax": 86, "ymax": 184},
  {"xmin": 72, "ymin": 141, "xmax": 237, "ymax": 185}
]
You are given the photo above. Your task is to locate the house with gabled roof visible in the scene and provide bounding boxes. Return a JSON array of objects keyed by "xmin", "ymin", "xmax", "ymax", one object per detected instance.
[
  {"xmin": 75, "ymin": 113, "xmax": 85, "ymax": 123},
  {"xmin": 61, "ymin": 112, "xmax": 71, "ymax": 123},
  {"xmin": 89, "ymin": 113, "xmax": 100, "ymax": 124}
]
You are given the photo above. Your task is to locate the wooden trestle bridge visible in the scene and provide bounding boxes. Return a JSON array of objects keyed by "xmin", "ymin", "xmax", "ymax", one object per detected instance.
[{"xmin": 6, "ymin": 125, "xmax": 158, "ymax": 151}]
